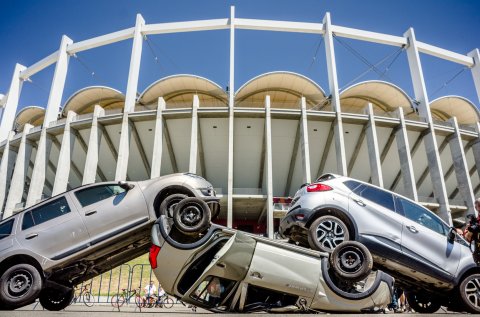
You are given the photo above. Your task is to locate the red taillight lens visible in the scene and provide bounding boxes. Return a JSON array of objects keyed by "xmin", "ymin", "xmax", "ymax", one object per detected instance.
[
  {"xmin": 149, "ymin": 244, "xmax": 161, "ymax": 269},
  {"xmin": 306, "ymin": 183, "xmax": 333, "ymax": 192}
]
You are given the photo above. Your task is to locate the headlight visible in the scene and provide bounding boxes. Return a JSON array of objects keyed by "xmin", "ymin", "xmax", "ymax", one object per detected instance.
[{"xmin": 200, "ymin": 187, "xmax": 215, "ymax": 196}]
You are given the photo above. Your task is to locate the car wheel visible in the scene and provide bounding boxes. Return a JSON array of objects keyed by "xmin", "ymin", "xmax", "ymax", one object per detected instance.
[
  {"xmin": 39, "ymin": 287, "xmax": 74, "ymax": 311},
  {"xmin": 406, "ymin": 291, "xmax": 441, "ymax": 313},
  {"xmin": 458, "ymin": 273, "xmax": 480, "ymax": 313},
  {"xmin": 0, "ymin": 263, "xmax": 43, "ymax": 309},
  {"xmin": 329, "ymin": 241, "xmax": 373, "ymax": 282},
  {"xmin": 308, "ymin": 215, "xmax": 350, "ymax": 252},
  {"xmin": 159, "ymin": 194, "xmax": 188, "ymax": 218},
  {"xmin": 173, "ymin": 197, "xmax": 211, "ymax": 235}
]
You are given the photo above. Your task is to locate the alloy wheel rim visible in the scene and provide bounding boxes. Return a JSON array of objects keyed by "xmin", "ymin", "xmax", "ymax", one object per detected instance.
[
  {"xmin": 315, "ymin": 219, "xmax": 345, "ymax": 250},
  {"xmin": 464, "ymin": 277, "xmax": 480, "ymax": 309}
]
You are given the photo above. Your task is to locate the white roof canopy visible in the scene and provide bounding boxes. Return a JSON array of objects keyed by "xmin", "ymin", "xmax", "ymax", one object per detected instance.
[
  {"xmin": 62, "ymin": 86, "xmax": 125, "ymax": 115},
  {"xmin": 430, "ymin": 96, "xmax": 480, "ymax": 125}
]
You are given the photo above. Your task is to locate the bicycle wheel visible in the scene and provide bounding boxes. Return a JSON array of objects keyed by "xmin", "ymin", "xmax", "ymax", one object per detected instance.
[
  {"xmin": 163, "ymin": 297, "xmax": 174, "ymax": 309},
  {"xmin": 82, "ymin": 292, "xmax": 94, "ymax": 307},
  {"xmin": 134, "ymin": 295, "xmax": 143, "ymax": 309},
  {"xmin": 111, "ymin": 294, "xmax": 125, "ymax": 308}
]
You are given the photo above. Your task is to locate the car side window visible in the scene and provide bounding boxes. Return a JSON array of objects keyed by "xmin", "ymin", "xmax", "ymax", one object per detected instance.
[
  {"xmin": 355, "ymin": 185, "xmax": 395, "ymax": 212},
  {"xmin": 74, "ymin": 185, "xmax": 126, "ymax": 207},
  {"xmin": 343, "ymin": 180, "xmax": 362, "ymax": 191},
  {"xmin": 397, "ymin": 197, "xmax": 447, "ymax": 236},
  {"xmin": 0, "ymin": 219, "xmax": 14, "ymax": 240},
  {"xmin": 22, "ymin": 197, "xmax": 71, "ymax": 230}
]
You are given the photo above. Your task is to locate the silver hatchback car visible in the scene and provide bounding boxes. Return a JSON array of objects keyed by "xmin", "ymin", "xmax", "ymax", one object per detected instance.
[
  {"xmin": 0, "ymin": 173, "xmax": 219, "ymax": 311},
  {"xmin": 279, "ymin": 173, "xmax": 480, "ymax": 314}
]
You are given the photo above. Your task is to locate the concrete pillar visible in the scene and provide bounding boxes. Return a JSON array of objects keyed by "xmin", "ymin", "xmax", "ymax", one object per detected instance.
[
  {"xmin": 0, "ymin": 64, "xmax": 26, "ymax": 143},
  {"xmin": 0, "ymin": 94, "xmax": 5, "ymax": 123},
  {"xmin": 227, "ymin": 6, "xmax": 235, "ymax": 228},
  {"xmin": 323, "ymin": 12, "xmax": 347, "ymax": 176},
  {"xmin": 448, "ymin": 117, "xmax": 475, "ymax": 215},
  {"xmin": 151, "ymin": 98, "xmax": 165, "ymax": 179},
  {"xmin": 472, "ymin": 123, "xmax": 480, "ymax": 186},
  {"xmin": 0, "ymin": 131, "xmax": 15, "ymax": 218},
  {"xmin": 115, "ymin": 112, "xmax": 131, "ymax": 181},
  {"xmin": 265, "ymin": 96, "xmax": 274, "ymax": 238},
  {"xmin": 365, "ymin": 103, "xmax": 383, "ymax": 187},
  {"xmin": 468, "ymin": 49, "xmax": 480, "ymax": 105},
  {"xmin": 124, "ymin": 14, "xmax": 145, "ymax": 113},
  {"xmin": 44, "ymin": 35, "xmax": 73, "ymax": 126},
  {"xmin": 189, "ymin": 95, "xmax": 199, "ymax": 173},
  {"xmin": 395, "ymin": 107, "xmax": 418, "ymax": 201},
  {"xmin": 300, "ymin": 97, "xmax": 311, "ymax": 184},
  {"xmin": 52, "ymin": 111, "xmax": 77, "ymax": 195},
  {"xmin": 4, "ymin": 124, "xmax": 33, "ymax": 217},
  {"xmin": 404, "ymin": 27, "xmax": 451, "ymax": 224},
  {"xmin": 25, "ymin": 128, "xmax": 53, "ymax": 207},
  {"xmin": 83, "ymin": 106, "xmax": 105, "ymax": 184}
]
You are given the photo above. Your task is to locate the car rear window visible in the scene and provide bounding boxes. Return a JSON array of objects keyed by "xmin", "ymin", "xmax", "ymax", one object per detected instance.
[
  {"xmin": 343, "ymin": 180, "xmax": 362, "ymax": 191},
  {"xmin": 0, "ymin": 219, "xmax": 14, "ymax": 240},
  {"xmin": 22, "ymin": 197, "xmax": 71, "ymax": 230}
]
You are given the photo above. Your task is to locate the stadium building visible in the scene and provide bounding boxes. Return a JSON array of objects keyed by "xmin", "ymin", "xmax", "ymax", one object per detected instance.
[{"xmin": 1, "ymin": 8, "xmax": 480, "ymax": 237}]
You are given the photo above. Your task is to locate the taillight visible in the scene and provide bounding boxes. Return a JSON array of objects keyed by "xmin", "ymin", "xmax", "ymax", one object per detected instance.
[
  {"xmin": 149, "ymin": 244, "xmax": 161, "ymax": 269},
  {"xmin": 306, "ymin": 183, "xmax": 333, "ymax": 192}
]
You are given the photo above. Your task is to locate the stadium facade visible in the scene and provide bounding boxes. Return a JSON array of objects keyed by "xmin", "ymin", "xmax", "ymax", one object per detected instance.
[{"xmin": 0, "ymin": 8, "xmax": 480, "ymax": 237}]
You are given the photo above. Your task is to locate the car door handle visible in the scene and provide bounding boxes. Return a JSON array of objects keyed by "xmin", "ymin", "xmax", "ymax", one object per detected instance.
[
  {"xmin": 352, "ymin": 198, "xmax": 366, "ymax": 207},
  {"xmin": 85, "ymin": 210, "xmax": 97, "ymax": 216},
  {"xmin": 25, "ymin": 233, "xmax": 38, "ymax": 240},
  {"xmin": 406, "ymin": 225, "xmax": 418, "ymax": 233}
]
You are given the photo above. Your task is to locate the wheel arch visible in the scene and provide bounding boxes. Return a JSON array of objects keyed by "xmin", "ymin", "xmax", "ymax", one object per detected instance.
[
  {"xmin": 304, "ymin": 206, "xmax": 358, "ymax": 239},
  {"xmin": 454, "ymin": 265, "xmax": 480, "ymax": 288},
  {"xmin": 153, "ymin": 186, "xmax": 195, "ymax": 218},
  {"xmin": 0, "ymin": 254, "xmax": 44, "ymax": 280}
]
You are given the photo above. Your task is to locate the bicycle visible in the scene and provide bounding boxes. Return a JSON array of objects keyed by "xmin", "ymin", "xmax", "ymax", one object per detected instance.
[
  {"xmin": 143, "ymin": 294, "xmax": 174, "ymax": 308},
  {"xmin": 71, "ymin": 283, "xmax": 94, "ymax": 307},
  {"xmin": 110, "ymin": 287, "xmax": 142, "ymax": 310}
]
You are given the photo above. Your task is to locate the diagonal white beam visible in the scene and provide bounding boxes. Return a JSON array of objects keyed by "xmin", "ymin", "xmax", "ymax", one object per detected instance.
[
  {"xmin": 0, "ymin": 64, "xmax": 26, "ymax": 143},
  {"xmin": 235, "ymin": 18, "xmax": 323, "ymax": 34},
  {"xmin": 67, "ymin": 28, "xmax": 135, "ymax": 54},
  {"xmin": 331, "ymin": 25, "xmax": 407, "ymax": 47},
  {"xmin": 144, "ymin": 19, "xmax": 229, "ymax": 35}
]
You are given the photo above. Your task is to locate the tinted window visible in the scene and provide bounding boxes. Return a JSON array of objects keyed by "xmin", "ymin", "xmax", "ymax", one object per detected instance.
[
  {"xmin": 343, "ymin": 180, "xmax": 362, "ymax": 191},
  {"xmin": 75, "ymin": 185, "xmax": 126, "ymax": 207},
  {"xmin": 356, "ymin": 185, "xmax": 395, "ymax": 211},
  {"xmin": 190, "ymin": 276, "xmax": 235, "ymax": 309},
  {"xmin": 0, "ymin": 219, "xmax": 14, "ymax": 240},
  {"xmin": 397, "ymin": 197, "xmax": 447, "ymax": 235},
  {"xmin": 22, "ymin": 197, "xmax": 71, "ymax": 230}
]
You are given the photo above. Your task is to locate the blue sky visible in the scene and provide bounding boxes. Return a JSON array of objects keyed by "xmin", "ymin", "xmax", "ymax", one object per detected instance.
[{"xmin": 0, "ymin": 0, "xmax": 479, "ymax": 111}]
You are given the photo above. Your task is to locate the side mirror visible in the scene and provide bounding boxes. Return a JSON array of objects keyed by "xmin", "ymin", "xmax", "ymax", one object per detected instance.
[
  {"xmin": 118, "ymin": 181, "xmax": 135, "ymax": 191},
  {"xmin": 447, "ymin": 227, "xmax": 456, "ymax": 244}
]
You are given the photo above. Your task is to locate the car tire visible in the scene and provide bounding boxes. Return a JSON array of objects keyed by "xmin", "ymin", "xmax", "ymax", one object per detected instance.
[
  {"xmin": 458, "ymin": 273, "xmax": 480, "ymax": 313},
  {"xmin": 159, "ymin": 194, "xmax": 188, "ymax": 218},
  {"xmin": 405, "ymin": 291, "xmax": 441, "ymax": 313},
  {"xmin": 173, "ymin": 197, "xmax": 211, "ymax": 235},
  {"xmin": 39, "ymin": 287, "xmax": 74, "ymax": 311},
  {"xmin": 329, "ymin": 241, "xmax": 372, "ymax": 282},
  {"xmin": 0, "ymin": 263, "xmax": 43, "ymax": 309},
  {"xmin": 308, "ymin": 215, "xmax": 350, "ymax": 252}
]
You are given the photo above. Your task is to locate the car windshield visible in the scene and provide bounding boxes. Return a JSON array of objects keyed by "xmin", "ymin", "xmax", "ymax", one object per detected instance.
[{"xmin": 190, "ymin": 276, "xmax": 235, "ymax": 309}]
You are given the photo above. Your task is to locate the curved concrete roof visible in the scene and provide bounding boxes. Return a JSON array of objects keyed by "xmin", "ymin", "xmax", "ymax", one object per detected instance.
[
  {"xmin": 430, "ymin": 96, "xmax": 480, "ymax": 125},
  {"xmin": 235, "ymin": 71, "xmax": 327, "ymax": 109},
  {"xmin": 62, "ymin": 86, "xmax": 125, "ymax": 115},
  {"xmin": 15, "ymin": 106, "xmax": 45, "ymax": 130},
  {"xmin": 138, "ymin": 74, "xmax": 228, "ymax": 108},
  {"xmin": 340, "ymin": 80, "xmax": 415, "ymax": 116}
]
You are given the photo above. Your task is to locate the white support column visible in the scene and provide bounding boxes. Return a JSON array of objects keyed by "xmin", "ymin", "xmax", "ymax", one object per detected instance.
[
  {"xmin": 189, "ymin": 95, "xmax": 199, "ymax": 173},
  {"xmin": 300, "ymin": 97, "xmax": 311, "ymax": 184},
  {"xmin": 0, "ymin": 131, "xmax": 15, "ymax": 217},
  {"xmin": 4, "ymin": 124, "xmax": 33, "ymax": 218},
  {"xmin": 468, "ymin": 49, "xmax": 480, "ymax": 104},
  {"xmin": 227, "ymin": 6, "xmax": 235, "ymax": 228},
  {"xmin": 151, "ymin": 98, "xmax": 165, "ymax": 179},
  {"xmin": 323, "ymin": 12, "xmax": 347, "ymax": 176},
  {"xmin": 0, "ymin": 64, "xmax": 26, "ymax": 143},
  {"xmin": 124, "ymin": 14, "xmax": 145, "ymax": 113},
  {"xmin": 52, "ymin": 111, "xmax": 77, "ymax": 195},
  {"xmin": 448, "ymin": 117, "xmax": 475, "ymax": 215},
  {"xmin": 115, "ymin": 112, "xmax": 131, "ymax": 181},
  {"xmin": 265, "ymin": 96, "xmax": 274, "ymax": 238},
  {"xmin": 395, "ymin": 107, "xmax": 418, "ymax": 201},
  {"xmin": 405, "ymin": 28, "xmax": 451, "ymax": 224},
  {"xmin": 472, "ymin": 123, "xmax": 480, "ymax": 185},
  {"xmin": 43, "ymin": 35, "xmax": 73, "ymax": 126},
  {"xmin": 365, "ymin": 103, "xmax": 383, "ymax": 187},
  {"xmin": 83, "ymin": 106, "xmax": 105, "ymax": 184}
]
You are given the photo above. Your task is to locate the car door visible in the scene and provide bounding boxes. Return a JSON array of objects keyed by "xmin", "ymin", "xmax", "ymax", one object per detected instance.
[
  {"xmin": 70, "ymin": 183, "xmax": 149, "ymax": 246},
  {"xmin": 16, "ymin": 195, "xmax": 90, "ymax": 260},
  {"xmin": 397, "ymin": 196, "xmax": 461, "ymax": 282},
  {"xmin": 346, "ymin": 182, "xmax": 405, "ymax": 257}
]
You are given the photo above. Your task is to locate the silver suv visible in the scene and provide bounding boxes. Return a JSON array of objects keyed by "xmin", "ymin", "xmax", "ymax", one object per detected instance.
[
  {"xmin": 0, "ymin": 173, "xmax": 219, "ymax": 311},
  {"xmin": 279, "ymin": 173, "xmax": 480, "ymax": 314}
]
